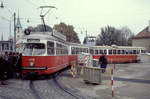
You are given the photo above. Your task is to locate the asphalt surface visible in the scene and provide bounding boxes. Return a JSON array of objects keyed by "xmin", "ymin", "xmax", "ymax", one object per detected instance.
[{"xmin": 60, "ymin": 54, "xmax": 150, "ymax": 99}]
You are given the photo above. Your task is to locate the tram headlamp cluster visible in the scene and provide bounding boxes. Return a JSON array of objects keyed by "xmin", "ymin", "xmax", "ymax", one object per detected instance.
[{"xmin": 30, "ymin": 62, "xmax": 34, "ymax": 67}]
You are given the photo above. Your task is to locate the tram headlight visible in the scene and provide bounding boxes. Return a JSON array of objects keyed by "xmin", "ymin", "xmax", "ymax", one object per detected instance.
[{"xmin": 30, "ymin": 62, "xmax": 34, "ymax": 67}]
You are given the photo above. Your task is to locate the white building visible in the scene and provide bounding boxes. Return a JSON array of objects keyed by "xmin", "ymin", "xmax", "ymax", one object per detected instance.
[{"xmin": 132, "ymin": 21, "xmax": 150, "ymax": 52}]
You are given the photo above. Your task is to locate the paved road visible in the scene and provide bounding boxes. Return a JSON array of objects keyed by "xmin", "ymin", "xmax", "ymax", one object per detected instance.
[
  {"xmin": 0, "ymin": 79, "xmax": 33, "ymax": 99},
  {"xmin": 0, "ymin": 78, "xmax": 78, "ymax": 99}
]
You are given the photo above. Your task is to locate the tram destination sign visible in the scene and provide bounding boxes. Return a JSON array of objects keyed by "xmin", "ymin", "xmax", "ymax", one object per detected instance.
[{"xmin": 27, "ymin": 39, "xmax": 40, "ymax": 43}]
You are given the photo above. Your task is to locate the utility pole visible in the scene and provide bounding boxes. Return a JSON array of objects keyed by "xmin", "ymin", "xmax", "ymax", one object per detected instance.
[{"xmin": 14, "ymin": 12, "xmax": 16, "ymax": 52}]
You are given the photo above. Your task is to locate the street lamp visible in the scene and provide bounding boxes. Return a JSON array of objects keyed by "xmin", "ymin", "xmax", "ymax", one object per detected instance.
[{"xmin": 0, "ymin": 1, "xmax": 4, "ymax": 8}]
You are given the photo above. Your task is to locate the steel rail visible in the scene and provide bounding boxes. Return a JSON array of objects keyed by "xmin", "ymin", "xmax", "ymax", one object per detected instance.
[
  {"xmin": 29, "ymin": 80, "xmax": 41, "ymax": 99},
  {"xmin": 52, "ymin": 77, "xmax": 84, "ymax": 99}
]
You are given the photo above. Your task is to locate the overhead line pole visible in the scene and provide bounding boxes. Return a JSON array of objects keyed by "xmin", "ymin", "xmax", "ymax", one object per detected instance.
[{"xmin": 14, "ymin": 12, "xmax": 16, "ymax": 52}]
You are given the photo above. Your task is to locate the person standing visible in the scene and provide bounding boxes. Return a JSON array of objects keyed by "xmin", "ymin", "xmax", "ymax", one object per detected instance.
[
  {"xmin": 12, "ymin": 52, "xmax": 17, "ymax": 78},
  {"xmin": 3, "ymin": 51, "xmax": 10, "ymax": 79},
  {"xmin": 16, "ymin": 53, "xmax": 22, "ymax": 78},
  {"xmin": 0, "ymin": 53, "xmax": 7, "ymax": 85},
  {"xmin": 8, "ymin": 52, "xmax": 15, "ymax": 78},
  {"xmin": 99, "ymin": 54, "xmax": 108, "ymax": 73}
]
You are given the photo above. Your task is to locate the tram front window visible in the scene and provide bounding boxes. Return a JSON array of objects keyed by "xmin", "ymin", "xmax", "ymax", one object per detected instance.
[{"xmin": 23, "ymin": 43, "xmax": 45, "ymax": 55}]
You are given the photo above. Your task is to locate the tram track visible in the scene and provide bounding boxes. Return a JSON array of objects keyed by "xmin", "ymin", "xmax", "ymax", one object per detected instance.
[
  {"xmin": 0, "ymin": 95, "xmax": 12, "ymax": 99},
  {"xmin": 45, "ymin": 70, "xmax": 84, "ymax": 99},
  {"xmin": 29, "ymin": 80, "xmax": 41, "ymax": 99},
  {"xmin": 29, "ymin": 74, "xmax": 78, "ymax": 99},
  {"xmin": 0, "ymin": 75, "xmax": 83, "ymax": 99},
  {"xmin": 52, "ymin": 77, "xmax": 84, "ymax": 99},
  {"xmin": 28, "ymin": 69, "xmax": 84, "ymax": 99}
]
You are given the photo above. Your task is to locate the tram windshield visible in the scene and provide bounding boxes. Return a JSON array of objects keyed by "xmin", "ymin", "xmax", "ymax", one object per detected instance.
[{"xmin": 23, "ymin": 43, "xmax": 46, "ymax": 56}]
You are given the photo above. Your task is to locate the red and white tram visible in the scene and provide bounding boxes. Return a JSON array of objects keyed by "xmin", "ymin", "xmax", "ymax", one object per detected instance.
[
  {"xmin": 68, "ymin": 42, "xmax": 89, "ymax": 66},
  {"xmin": 20, "ymin": 31, "xmax": 146, "ymax": 76},
  {"xmin": 89, "ymin": 45, "xmax": 146, "ymax": 63},
  {"xmin": 21, "ymin": 31, "xmax": 70, "ymax": 76}
]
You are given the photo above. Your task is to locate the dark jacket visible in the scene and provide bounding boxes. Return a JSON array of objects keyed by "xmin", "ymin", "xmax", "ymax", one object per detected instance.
[
  {"xmin": 99, "ymin": 55, "xmax": 108, "ymax": 68},
  {"xmin": 0, "ymin": 57, "xmax": 8, "ymax": 80},
  {"xmin": 8, "ymin": 55, "xmax": 15, "ymax": 78},
  {"xmin": 16, "ymin": 54, "xmax": 22, "ymax": 72},
  {"xmin": 0, "ymin": 57, "xmax": 5, "ymax": 72}
]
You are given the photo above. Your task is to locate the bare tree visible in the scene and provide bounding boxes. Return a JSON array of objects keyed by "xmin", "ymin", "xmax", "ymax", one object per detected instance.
[
  {"xmin": 121, "ymin": 26, "xmax": 132, "ymax": 39},
  {"xmin": 121, "ymin": 26, "xmax": 134, "ymax": 46},
  {"xmin": 96, "ymin": 26, "xmax": 134, "ymax": 46}
]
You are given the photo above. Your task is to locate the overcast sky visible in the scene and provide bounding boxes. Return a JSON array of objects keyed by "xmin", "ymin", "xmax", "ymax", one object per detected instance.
[{"xmin": 0, "ymin": 0, "xmax": 150, "ymax": 42}]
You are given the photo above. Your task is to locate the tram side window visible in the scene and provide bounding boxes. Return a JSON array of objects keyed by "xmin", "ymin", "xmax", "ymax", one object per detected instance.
[
  {"xmin": 137, "ymin": 50, "xmax": 140, "ymax": 54},
  {"xmin": 61, "ymin": 45, "xmax": 65, "ymax": 54},
  {"xmin": 64, "ymin": 46, "xmax": 68, "ymax": 54},
  {"xmin": 71, "ymin": 47, "xmax": 75, "ymax": 54},
  {"xmin": 113, "ymin": 50, "xmax": 116, "ymax": 55},
  {"xmin": 122, "ymin": 50, "xmax": 125, "ymax": 54},
  {"xmin": 81, "ymin": 48, "xmax": 83, "ymax": 53},
  {"xmin": 47, "ymin": 41, "xmax": 54, "ymax": 55},
  {"xmin": 133, "ymin": 50, "xmax": 136, "ymax": 54},
  {"xmin": 95, "ymin": 50, "xmax": 98, "ymax": 54},
  {"xmin": 104, "ymin": 49, "xmax": 107, "ymax": 54},
  {"xmin": 90, "ymin": 49, "xmax": 94, "ymax": 54},
  {"xmin": 83, "ymin": 48, "xmax": 87, "ymax": 53},
  {"xmin": 118, "ymin": 50, "xmax": 121, "ymax": 54},
  {"xmin": 125, "ymin": 50, "xmax": 128, "ymax": 54},
  {"xmin": 75, "ymin": 47, "xmax": 79, "ymax": 54},
  {"xmin": 56, "ymin": 43, "xmax": 61, "ymax": 55},
  {"xmin": 86, "ymin": 48, "xmax": 88, "ymax": 53},
  {"xmin": 141, "ymin": 50, "xmax": 145, "ymax": 53},
  {"xmin": 56, "ymin": 43, "xmax": 68, "ymax": 55},
  {"xmin": 61, "ymin": 45, "xmax": 64, "ymax": 54},
  {"xmin": 109, "ymin": 50, "xmax": 112, "ymax": 54},
  {"xmin": 129, "ymin": 50, "xmax": 133, "ymax": 54},
  {"xmin": 99, "ymin": 50, "xmax": 103, "ymax": 54}
]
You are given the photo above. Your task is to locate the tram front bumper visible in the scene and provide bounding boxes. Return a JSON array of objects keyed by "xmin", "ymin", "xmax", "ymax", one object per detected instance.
[{"xmin": 22, "ymin": 67, "xmax": 48, "ymax": 70}]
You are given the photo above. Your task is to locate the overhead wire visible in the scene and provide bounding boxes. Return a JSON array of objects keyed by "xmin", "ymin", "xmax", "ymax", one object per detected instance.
[{"xmin": 23, "ymin": 0, "xmax": 46, "ymax": 25}]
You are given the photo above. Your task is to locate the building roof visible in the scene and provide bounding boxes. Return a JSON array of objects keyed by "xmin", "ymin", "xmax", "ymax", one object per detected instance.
[{"xmin": 133, "ymin": 26, "xmax": 150, "ymax": 39}]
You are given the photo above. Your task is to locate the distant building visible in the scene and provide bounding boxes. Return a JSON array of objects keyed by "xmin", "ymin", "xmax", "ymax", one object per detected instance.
[
  {"xmin": 132, "ymin": 21, "xmax": 150, "ymax": 52},
  {"xmin": 83, "ymin": 36, "xmax": 96, "ymax": 46},
  {"xmin": 16, "ymin": 12, "xmax": 23, "ymax": 42},
  {"xmin": 0, "ymin": 13, "xmax": 22, "ymax": 54},
  {"xmin": 0, "ymin": 40, "xmax": 13, "ymax": 54}
]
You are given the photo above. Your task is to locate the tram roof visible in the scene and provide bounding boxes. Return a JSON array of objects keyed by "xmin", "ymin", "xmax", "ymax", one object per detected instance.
[
  {"xmin": 90, "ymin": 45, "xmax": 146, "ymax": 50},
  {"xmin": 67, "ymin": 42, "xmax": 89, "ymax": 47},
  {"xmin": 20, "ymin": 31, "xmax": 67, "ymax": 43},
  {"xmin": 22, "ymin": 32, "xmax": 53, "ymax": 40}
]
